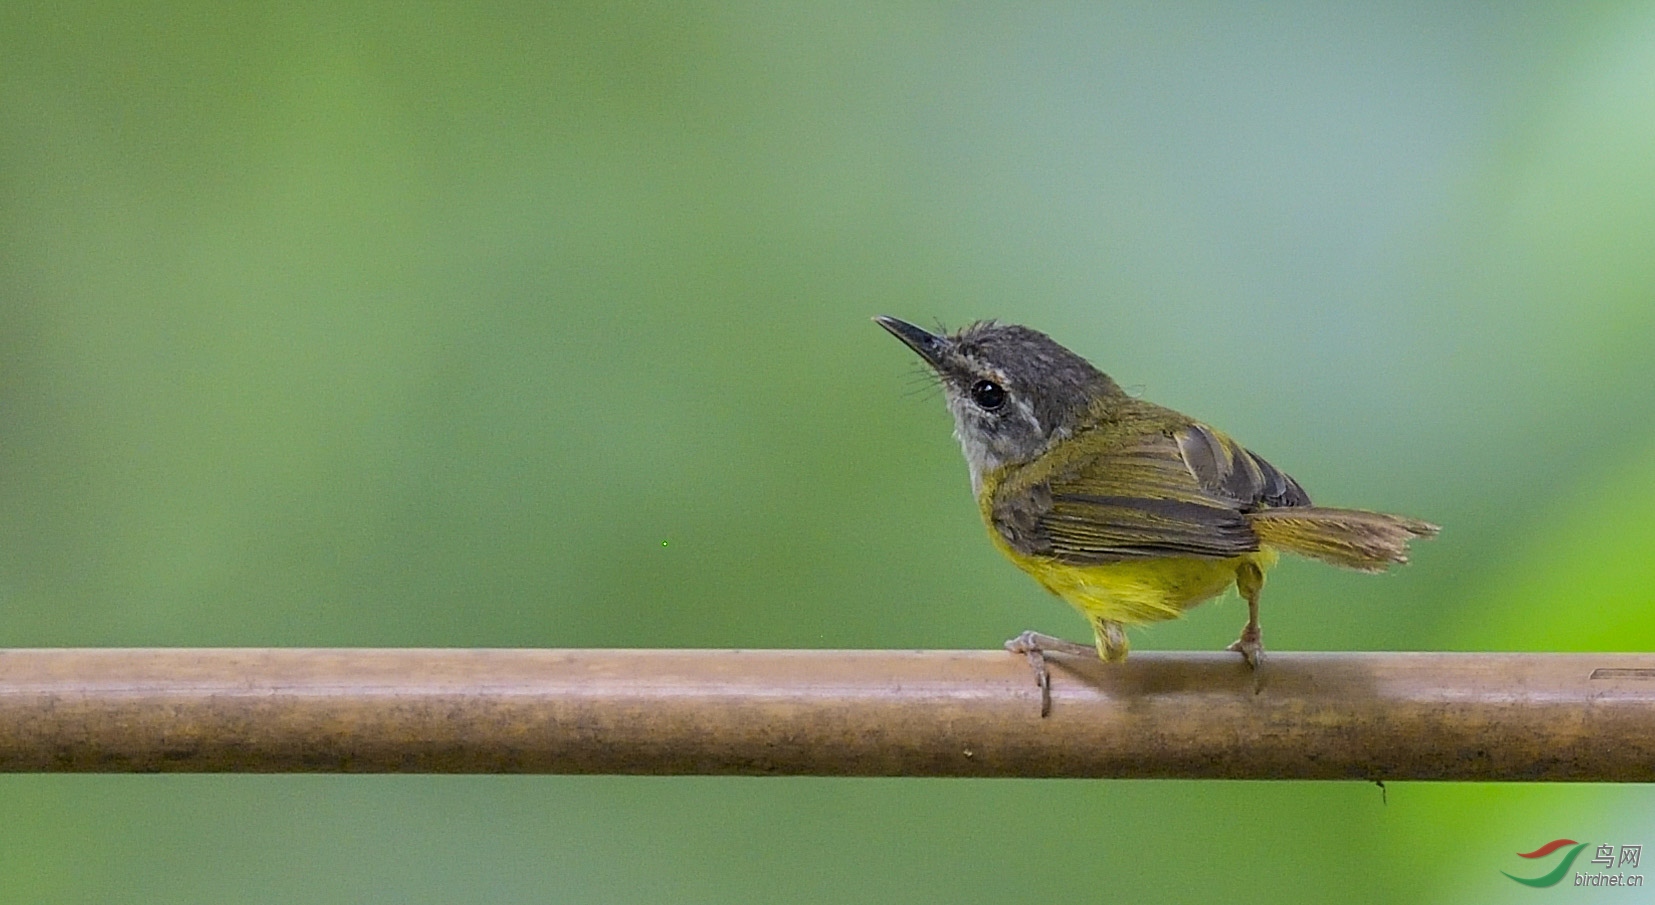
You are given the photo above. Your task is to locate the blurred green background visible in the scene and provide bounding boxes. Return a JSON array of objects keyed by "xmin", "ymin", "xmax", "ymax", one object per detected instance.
[{"xmin": 3, "ymin": 2, "xmax": 1655, "ymax": 902}]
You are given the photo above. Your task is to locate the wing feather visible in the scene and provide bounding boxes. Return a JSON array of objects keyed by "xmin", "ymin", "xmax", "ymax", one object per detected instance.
[{"xmin": 994, "ymin": 423, "xmax": 1310, "ymax": 564}]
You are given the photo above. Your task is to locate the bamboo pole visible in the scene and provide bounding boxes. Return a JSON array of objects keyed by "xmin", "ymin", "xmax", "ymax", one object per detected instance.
[{"xmin": 0, "ymin": 648, "xmax": 1650, "ymax": 779}]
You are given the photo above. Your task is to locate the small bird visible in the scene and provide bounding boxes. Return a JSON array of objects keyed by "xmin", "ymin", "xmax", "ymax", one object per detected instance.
[{"xmin": 875, "ymin": 316, "xmax": 1437, "ymax": 714}]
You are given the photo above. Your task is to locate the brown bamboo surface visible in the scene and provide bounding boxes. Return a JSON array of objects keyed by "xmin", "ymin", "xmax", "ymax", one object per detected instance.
[{"xmin": 0, "ymin": 648, "xmax": 1650, "ymax": 779}]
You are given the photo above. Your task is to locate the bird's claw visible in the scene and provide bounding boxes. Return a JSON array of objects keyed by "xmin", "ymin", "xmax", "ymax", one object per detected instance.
[
  {"xmin": 1005, "ymin": 631, "xmax": 1072, "ymax": 717},
  {"xmin": 1225, "ymin": 636, "xmax": 1264, "ymax": 669},
  {"xmin": 1226, "ymin": 626, "xmax": 1265, "ymax": 693}
]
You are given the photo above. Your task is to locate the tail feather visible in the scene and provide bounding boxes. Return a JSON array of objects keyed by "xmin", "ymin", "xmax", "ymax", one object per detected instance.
[{"xmin": 1247, "ymin": 507, "xmax": 1438, "ymax": 572}]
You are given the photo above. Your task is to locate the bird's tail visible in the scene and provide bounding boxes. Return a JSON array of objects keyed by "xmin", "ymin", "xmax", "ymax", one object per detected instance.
[{"xmin": 1247, "ymin": 507, "xmax": 1439, "ymax": 572}]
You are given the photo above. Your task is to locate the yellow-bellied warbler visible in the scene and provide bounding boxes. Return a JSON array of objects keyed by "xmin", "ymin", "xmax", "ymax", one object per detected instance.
[{"xmin": 876, "ymin": 316, "xmax": 1437, "ymax": 714}]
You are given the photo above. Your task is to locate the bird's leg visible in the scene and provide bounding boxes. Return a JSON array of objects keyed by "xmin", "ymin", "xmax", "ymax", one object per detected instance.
[
  {"xmin": 1090, "ymin": 616, "xmax": 1129, "ymax": 662},
  {"xmin": 1004, "ymin": 630, "xmax": 1094, "ymax": 718},
  {"xmin": 1227, "ymin": 560, "xmax": 1266, "ymax": 672}
]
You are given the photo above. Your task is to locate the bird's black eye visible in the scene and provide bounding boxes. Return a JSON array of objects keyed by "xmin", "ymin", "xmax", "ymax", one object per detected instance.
[{"xmin": 970, "ymin": 379, "xmax": 1007, "ymax": 410}]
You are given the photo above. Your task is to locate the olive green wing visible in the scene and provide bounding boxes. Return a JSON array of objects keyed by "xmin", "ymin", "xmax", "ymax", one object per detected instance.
[{"xmin": 992, "ymin": 423, "xmax": 1310, "ymax": 564}]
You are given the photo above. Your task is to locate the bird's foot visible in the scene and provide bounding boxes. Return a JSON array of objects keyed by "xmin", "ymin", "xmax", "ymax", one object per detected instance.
[
  {"xmin": 1225, "ymin": 620, "xmax": 1265, "ymax": 666},
  {"xmin": 1004, "ymin": 630, "xmax": 1093, "ymax": 718},
  {"xmin": 1226, "ymin": 624, "xmax": 1265, "ymax": 692}
]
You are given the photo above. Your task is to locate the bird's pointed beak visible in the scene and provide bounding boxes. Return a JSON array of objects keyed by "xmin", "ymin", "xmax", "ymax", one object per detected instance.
[{"xmin": 873, "ymin": 316, "xmax": 949, "ymax": 370}]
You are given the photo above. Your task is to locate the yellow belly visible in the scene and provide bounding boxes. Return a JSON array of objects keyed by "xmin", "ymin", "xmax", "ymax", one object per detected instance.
[{"xmin": 1008, "ymin": 548, "xmax": 1278, "ymax": 625}]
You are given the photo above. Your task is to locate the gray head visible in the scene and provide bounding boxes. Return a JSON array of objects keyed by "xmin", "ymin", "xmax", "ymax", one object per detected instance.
[{"xmin": 875, "ymin": 316, "xmax": 1122, "ymax": 492}]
